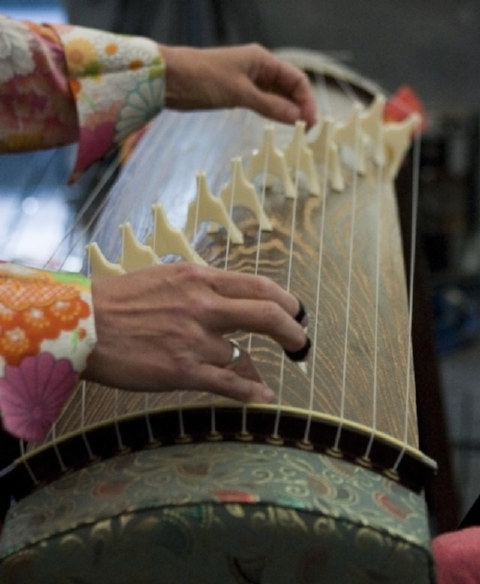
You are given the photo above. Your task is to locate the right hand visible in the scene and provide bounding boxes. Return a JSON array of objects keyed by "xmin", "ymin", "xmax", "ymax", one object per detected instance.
[{"xmin": 160, "ymin": 43, "xmax": 317, "ymax": 129}]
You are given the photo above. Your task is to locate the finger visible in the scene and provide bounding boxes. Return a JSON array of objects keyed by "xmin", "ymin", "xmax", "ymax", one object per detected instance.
[
  {"xmin": 249, "ymin": 57, "xmax": 317, "ymax": 128},
  {"xmin": 177, "ymin": 333, "xmax": 275, "ymax": 402},
  {"xmin": 207, "ymin": 269, "xmax": 300, "ymax": 319},
  {"xmin": 223, "ymin": 340, "xmax": 243, "ymax": 371},
  {"xmin": 211, "ymin": 298, "xmax": 306, "ymax": 353},
  {"xmin": 202, "ymin": 335, "xmax": 252, "ymax": 371},
  {"xmin": 267, "ymin": 70, "xmax": 317, "ymax": 128},
  {"xmin": 221, "ymin": 341, "xmax": 263, "ymax": 383},
  {"xmin": 193, "ymin": 336, "xmax": 270, "ymax": 396},
  {"xmin": 277, "ymin": 65, "xmax": 317, "ymax": 124},
  {"xmin": 241, "ymin": 83, "xmax": 305, "ymax": 127},
  {"xmin": 193, "ymin": 359, "xmax": 275, "ymax": 404}
]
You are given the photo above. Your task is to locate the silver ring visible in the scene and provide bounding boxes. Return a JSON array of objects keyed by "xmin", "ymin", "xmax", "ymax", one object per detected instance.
[{"xmin": 226, "ymin": 340, "xmax": 242, "ymax": 370}]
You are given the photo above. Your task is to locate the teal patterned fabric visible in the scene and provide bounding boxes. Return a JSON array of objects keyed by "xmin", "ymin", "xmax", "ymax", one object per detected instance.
[{"xmin": 0, "ymin": 442, "xmax": 434, "ymax": 583}]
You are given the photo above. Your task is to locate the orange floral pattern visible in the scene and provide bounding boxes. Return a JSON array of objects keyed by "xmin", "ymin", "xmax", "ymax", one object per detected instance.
[
  {"xmin": 0, "ymin": 263, "xmax": 96, "ymax": 441},
  {"xmin": 0, "ymin": 265, "xmax": 94, "ymax": 366}
]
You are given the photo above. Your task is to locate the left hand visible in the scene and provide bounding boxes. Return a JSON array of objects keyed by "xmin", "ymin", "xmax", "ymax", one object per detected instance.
[
  {"xmin": 160, "ymin": 43, "xmax": 317, "ymax": 129},
  {"xmin": 83, "ymin": 263, "xmax": 308, "ymax": 403}
]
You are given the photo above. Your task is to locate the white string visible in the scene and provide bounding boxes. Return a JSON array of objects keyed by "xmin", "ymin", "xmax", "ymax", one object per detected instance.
[
  {"xmin": 208, "ymin": 156, "xmax": 239, "ymax": 436},
  {"xmin": 314, "ymin": 72, "xmax": 415, "ymax": 461},
  {"xmin": 393, "ymin": 128, "xmax": 422, "ymax": 471},
  {"xmin": 364, "ymin": 129, "xmax": 385, "ymax": 460},
  {"xmin": 19, "ymin": 440, "xmax": 39, "ymax": 485},
  {"xmin": 80, "ymin": 380, "xmax": 95, "ymax": 459},
  {"xmin": 242, "ymin": 113, "xmax": 271, "ymax": 436},
  {"xmin": 272, "ymin": 128, "xmax": 304, "ymax": 439},
  {"xmin": 125, "ymin": 113, "xmax": 217, "ymax": 443},
  {"xmin": 113, "ymin": 391, "xmax": 125, "ymax": 451},
  {"xmin": 72, "ymin": 111, "xmax": 193, "ymax": 269},
  {"xmin": 144, "ymin": 394, "xmax": 155, "ymax": 443},
  {"xmin": 178, "ymin": 392, "xmax": 187, "ymax": 440},
  {"xmin": 50, "ymin": 422, "xmax": 68, "ymax": 472},
  {"xmin": 43, "ymin": 110, "xmax": 233, "ymax": 449},
  {"xmin": 333, "ymin": 109, "xmax": 362, "ymax": 452},
  {"xmin": 335, "ymin": 77, "xmax": 362, "ymax": 106},
  {"xmin": 304, "ymin": 75, "xmax": 333, "ymax": 443},
  {"xmin": 44, "ymin": 155, "xmax": 120, "ymax": 270},
  {"xmin": 177, "ymin": 109, "xmax": 238, "ymax": 439},
  {"xmin": 82, "ymin": 121, "xmax": 173, "ymax": 449}
]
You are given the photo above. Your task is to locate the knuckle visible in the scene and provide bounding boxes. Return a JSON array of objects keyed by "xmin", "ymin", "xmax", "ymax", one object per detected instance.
[
  {"xmin": 259, "ymin": 300, "xmax": 283, "ymax": 328},
  {"xmin": 251, "ymin": 274, "xmax": 274, "ymax": 299},
  {"xmin": 246, "ymin": 42, "xmax": 263, "ymax": 53},
  {"xmin": 176, "ymin": 262, "xmax": 206, "ymax": 284},
  {"xmin": 190, "ymin": 291, "xmax": 216, "ymax": 319}
]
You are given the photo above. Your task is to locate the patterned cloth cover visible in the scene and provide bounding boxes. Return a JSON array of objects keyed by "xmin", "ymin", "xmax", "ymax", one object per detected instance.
[{"xmin": 0, "ymin": 442, "xmax": 434, "ymax": 583}]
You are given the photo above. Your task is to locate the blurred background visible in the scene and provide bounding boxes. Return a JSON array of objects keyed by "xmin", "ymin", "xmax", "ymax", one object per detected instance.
[{"xmin": 0, "ymin": 0, "xmax": 479, "ymax": 533}]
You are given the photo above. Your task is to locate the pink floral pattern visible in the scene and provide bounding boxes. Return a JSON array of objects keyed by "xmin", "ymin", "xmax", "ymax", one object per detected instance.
[
  {"xmin": 0, "ymin": 15, "xmax": 165, "ymax": 178},
  {"xmin": 0, "ymin": 263, "xmax": 96, "ymax": 441},
  {"xmin": 0, "ymin": 16, "xmax": 78, "ymax": 153},
  {"xmin": 0, "ymin": 352, "xmax": 77, "ymax": 442}
]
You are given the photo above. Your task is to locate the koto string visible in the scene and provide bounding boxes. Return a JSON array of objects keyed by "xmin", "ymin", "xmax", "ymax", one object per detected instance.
[
  {"xmin": 41, "ymin": 110, "xmax": 199, "ymax": 454},
  {"xmin": 80, "ymin": 380, "xmax": 95, "ymax": 459},
  {"xmin": 242, "ymin": 113, "xmax": 271, "ymax": 436},
  {"xmin": 208, "ymin": 153, "xmax": 239, "ymax": 436},
  {"xmin": 20, "ymin": 440, "xmax": 39, "ymax": 485},
  {"xmin": 177, "ymin": 109, "xmax": 238, "ymax": 441},
  {"xmin": 39, "ymin": 154, "xmax": 123, "ymax": 459},
  {"xmin": 222, "ymin": 156, "xmax": 238, "ymax": 267},
  {"xmin": 333, "ymin": 98, "xmax": 362, "ymax": 452},
  {"xmin": 273, "ymin": 125, "xmax": 305, "ymax": 440},
  {"xmin": 44, "ymin": 110, "xmax": 187, "ymax": 271},
  {"xmin": 119, "ymin": 115, "xmax": 196, "ymax": 446},
  {"xmin": 105, "ymin": 110, "xmax": 233, "ymax": 445},
  {"xmin": 336, "ymin": 76, "xmax": 362, "ymax": 105},
  {"xmin": 51, "ymin": 114, "xmax": 204, "ymax": 453},
  {"xmin": 44, "ymin": 155, "xmax": 120, "ymax": 270},
  {"xmin": 304, "ymin": 71, "xmax": 333, "ymax": 443},
  {"xmin": 312, "ymin": 69, "xmax": 421, "ymax": 459},
  {"xmin": 364, "ymin": 123, "xmax": 386, "ymax": 461},
  {"xmin": 92, "ymin": 112, "xmax": 195, "ymax": 248},
  {"xmin": 393, "ymin": 127, "xmax": 422, "ymax": 471},
  {"xmin": 51, "ymin": 423, "xmax": 67, "ymax": 473},
  {"xmin": 46, "ymin": 107, "xmax": 187, "ymax": 270}
]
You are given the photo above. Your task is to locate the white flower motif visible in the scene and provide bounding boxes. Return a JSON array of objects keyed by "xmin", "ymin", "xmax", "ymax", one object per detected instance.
[
  {"xmin": 115, "ymin": 77, "xmax": 164, "ymax": 142},
  {"xmin": 0, "ymin": 302, "xmax": 14, "ymax": 318},
  {"xmin": 102, "ymin": 34, "xmax": 160, "ymax": 72},
  {"xmin": 0, "ymin": 16, "xmax": 35, "ymax": 83}
]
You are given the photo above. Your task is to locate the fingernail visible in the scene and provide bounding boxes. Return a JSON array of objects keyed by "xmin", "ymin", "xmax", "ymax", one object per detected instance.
[
  {"xmin": 295, "ymin": 298, "xmax": 309, "ymax": 328},
  {"xmin": 285, "ymin": 337, "xmax": 311, "ymax": 362}
]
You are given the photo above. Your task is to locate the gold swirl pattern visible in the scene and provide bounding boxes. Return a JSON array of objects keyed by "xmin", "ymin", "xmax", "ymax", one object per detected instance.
[{"xmin": 0, "ymin": 443, "xmax": 433, "ymax": 583}]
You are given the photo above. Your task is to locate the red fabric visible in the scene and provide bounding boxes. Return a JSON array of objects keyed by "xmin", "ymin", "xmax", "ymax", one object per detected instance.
[
  {"xmin": 384, "ymin": 85, "xmax": 428, "ymax": 133},
  {"xmin": 432, "ymin": 527, "xmax": 480, "ymax": 583}
]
